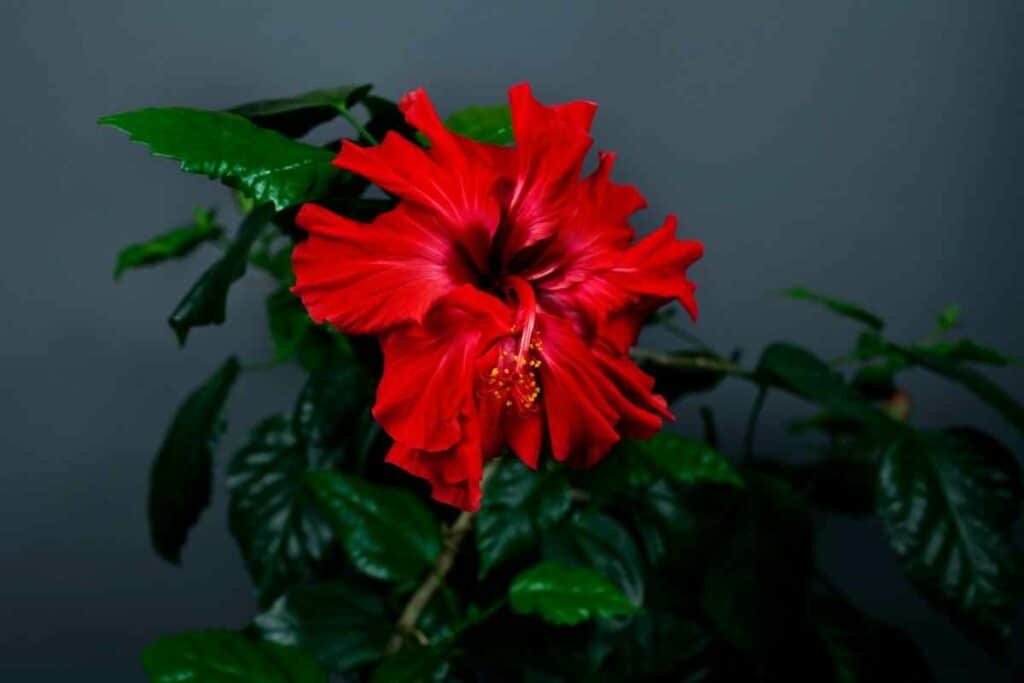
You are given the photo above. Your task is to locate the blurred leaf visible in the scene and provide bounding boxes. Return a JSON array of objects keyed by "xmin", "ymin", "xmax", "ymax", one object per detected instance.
[
  {"xmin": 265, "ymin": 287, "xmax": 352, "ymax": 372},
  {"xmin": 544, "ymin": 510, "xmax": 645, "ymax": 605},
  {"xmin": 143, "ymin": 629, "xmax": 326, "ymax": 683},
  {"xmin": 784, "ymin": 286, "xmax": 884, "ymax": 329},
  {"xmin": 148, "ymin": 356, "xmax": 239, "ymax": 564},
  {"xmin": 894, "ymin": 344, "xmax": 1024, "ymax": 437},
  {"xmin": 936, "ymin": 305, "xmax": 961, "ymax": 331},
  {"xmin": 168, "ymin": 204, "xmax": 275, "ymax": 345},
  {"xmin": 307, "ymin": 470, "xmax": 441, "ymax": 583},
  {"xmin": 252, "ymin": 578, "xmax": 393, "ymax": 673},
  {"xmin": 877, "ymin": 428, "xmax": 1023, "ymax": 653},
  {"xmin": 814, "ymin": 596, "xmax": 934, "ymax": 683},
  {"xmin": 635, "ymin": 350, "xmax": 728, "ymax": 402},
  {"xmin": 371, "ymin": 643, "xmax": 448, "ymax": 683},
  {"xmin": 99, "ymin": 108, "xmax": 345, "ymax": 210},
  {"xmin": 919, "ymin": 339, "xmax": 1014, "ymax": 367},
  {"xmin": 113, "ymin": 208, "xmax": 222, "ymax": 280},
  {"xmin": 850, "ymin": 362, "xmax": 901, "ymax": 401},
  {"xmin": 444, "ymin": 104, "xmax": 513, "ymax": 145},
  {"xmin": 361, "ymin": 95, "xmax": 420, "ymax": 144},
  {"xmin": 475, "ymin": 459, "xmax": 571, "ymax": 577},
  {"xmin": 761, "ymin": 456, "xmax": 878, "ymax": 516},
  {"xmin": 627, "ymin": 433, "xmax": 743, "ymax": 489},
  {"xmin": 701, "ymin": 474, "xmax": 814, "ymax": 654},
  {"xmin": 593, "ymin": 608, "xmax": 712, "ymax": 680},
  {"xmin": 230, "ymin": 84, "xmax": 372, "ymax": 137},
  {"xmin": 509, "ymin": 561, "xmax": 639, "ymax": 626}
]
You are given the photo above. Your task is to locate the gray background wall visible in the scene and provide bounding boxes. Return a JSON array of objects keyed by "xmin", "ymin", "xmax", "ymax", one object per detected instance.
[{"xmin": 1, "ymin": 0, "xmax": 1021, "ymax": 680}]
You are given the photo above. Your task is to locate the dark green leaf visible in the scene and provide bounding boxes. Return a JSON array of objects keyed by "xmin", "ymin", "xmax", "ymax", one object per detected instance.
[
  {"xmin": 937, "ymin": 304, "xmax": 961, "ymax": 331},
  {"xmin": 227, "ymin": 416, "xmax": 334, "ymax": 605},
  {"xmin": 148, "ymin": 356, "xmax": 240, "ymax": 564},
  {"xmin": 851, "ymin": 362, "xmax": 901, "ymax": 401},
  {"xmin": 544, "ymin": 510, "xmax": 645, "ymax": 605},
  {"xmin": 627, "ymin": 432, "xmax": 743, "ymax": 489},
  {"xmin": 252, "ymin": 578, "xmax": 393, "ymax": 673},
  {"xmin": 306, "ymin": 470, "xmax": 441, "ymax": 583},
  {"xmin": 635, "ymin": 350, "xmax": 729, "ymax": 402},
  {"xmin": 99, "ymin": 108, "xmax": 343, "ymax": 210},
  {"xmin": 918, "ymin": 339, "xmax": 1014, "ymax": 367},
  {"xmin": 230, "ymin": 84, "xmax": 372, "ymax": 138},
  {"xmin": 877, "ymin": 428, "xmax": 1023, "ymax": 652},
  {"xmin": 894, "ymin": 344, "xmax": 1024, "ymax": 437},
  {"xmin": 509, "ymin": 561, "xmax": 639, "ymax": 626},
  {"xmin": 142, "ymin": 630, "xmax": 326, "ymax": 683},
  {"xmin": 113, "ymin": 207, "xmax": 222, "ymax": 280},
  {"xmin": 701, "ymin": 474, "xmax": 814, "ymax": 654},
  {"xmin": 371, "ymin": 643, "xmax": 448, "ymax": 683},
  {"xmin": 761, "ymin": 456, "xmax": 878, "ymax": 516},
  {"xmin": 814, "ymin": 596, "xmax": 934, "ymax": 683},
  {"xmin": 361, "ymin": 95, "xmax": 420, "ymax": 144},
  {"xmin": 444, "ymin": 104, "xmax": 513, "ymax": 145},
  {"xmin": 168, "ymin": 204, "xmax": 274, "ymax": 345},
  {"xmin": 267, "ymin": 288, "xmax": 314, "ymax": 362},
  {"xmin": 475, "ymin": 459, "xmax": 571, "ymax": 577},
  {"xmin": 784, "ymin": 286, "xmax": 884, "ymax": 329}
]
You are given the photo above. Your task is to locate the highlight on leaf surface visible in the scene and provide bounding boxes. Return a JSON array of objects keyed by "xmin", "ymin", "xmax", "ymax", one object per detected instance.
[{"xmin": 509, "ymin": 560, "xmax": 640, "ymax": 626}]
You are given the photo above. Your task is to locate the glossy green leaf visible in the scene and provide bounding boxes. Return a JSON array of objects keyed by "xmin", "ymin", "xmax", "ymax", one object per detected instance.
[
  {"xmin": 784, "ymin": 286, "xmax": 884, "ymax": 329},
  {"xmin": 99, "ymin": 108, "xmax": 343, "ymax": 210},
  {"xmin": 444, "ymin": 104, "xmax": 513, "ymax": 145},
  {"xmin": 877, "ymin": 428, "xmax": 1022, "ymax": 652},
  {"xmin": 227, "ymin": 416, "xmax": 334, "ymax": 605},
  {"xmin": 252, "ymin": 578, "xmax": 393, "ymax": 672},
  {"xmin": 230, "ymin": 84, "xmax": 372, "ymax": 137},
  {"xmin": 627, "ymin": 432, "xmax": 743, "ymax": 488},
  {"xmin": 371, "ymin": 643, "xmax": 448, "ymax": 683},
  {"xmin": 544, "ymin": 511, "xmax": 645, "ymax": 605},
  {"xmin": 169, "ymin": 204, "xmax": 274, "ymax": 345},
  {"xmin": 148, "ymin": 356, "xmax": 240, "ymax": 564},
  {"xmin": 509, "ymin": 561, "xmax": 639, "ymax": 626},
  {"xmin": 113, "ymin": 207, "xmax": 222, "ymax": 280},
  {"xmin": 142, "ymin": 629, "xmax": 326, "ymax": 683},
  {"xmin": 306, "ymin": 470, "xmax": 441, "ymax": 583},
  {"xmin": 475, "ymin": 459, "xmax": 571, "ymax": 577}
]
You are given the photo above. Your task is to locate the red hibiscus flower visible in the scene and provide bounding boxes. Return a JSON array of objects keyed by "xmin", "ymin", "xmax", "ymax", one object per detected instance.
[{"xmin": 292, "ymin": 84, "xmax": 703, "ymax": 511}]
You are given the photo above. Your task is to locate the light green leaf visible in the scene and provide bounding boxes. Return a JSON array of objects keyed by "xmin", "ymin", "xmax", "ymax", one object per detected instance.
[
  {"xmin": 142, "ymin": 630, "xmax": 326, "ymax": 683},
  {"xmin": 148, "ymin": 356, "xmax": 240, "ymax": 564},
  {"xmin": 445, "ymin": 104, "xmax": 513, "ymax": 145},
  {"xmin": 114, "ymin": 207, "xmax": 222, "ymax": 280},
  {"xmin": 475, "ymin": 459, "xmax": 571, "ymax": 577},
  {"xmin": 99, "ymin": 108, "xmax": 344, "ymax": 209},
  {"xmin": 936, "ymin": 304, "xmax": 961, "ymax": 331},
  {"xmin": 253, "ymin": 579, "xmax": 393, "ymax": 673},
  {"xmin": 306, "ymin": 470, "xmax": 440, "ymax": 583},
  {"xmin": 168, "ymin": 204, "xmax": 274, "ymax": 345},
  {"xmin": 509, "ymin": 561, "xmax": 639, "ymax": 626},
  {"xmin": 784, "ymin": 286, "xmax": 884, "ymax": 329}
]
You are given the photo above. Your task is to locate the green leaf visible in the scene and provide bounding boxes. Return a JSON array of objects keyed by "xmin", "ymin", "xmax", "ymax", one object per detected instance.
[
  {"xmin": 919, "ymin": 339, "xmax": 1014, "ymax": 367},
  {"xmin": 761, "ymin": 456, "xmax": 878, "ymax": 516},
  {"xmin": 306, "ymin": 470, "xmax": 441, "ymax": 583},
  {"xmin": 877, "ymin": 428, "xmax": 1023, "ymax": 653},
  {"xmin": 168, "ymin": 204, "xmax": 274, "ymax": 345},
  {"xmin": 113, "ymin": 207, "xmax": 223, "ymax": 280},
  {"xmin": 634, "ymin": 350, "xmax": 728, "ymax": 402},
  {"xmin": 509, "ymin": 561, "xmax": 639, "ymax": 626},
  {"xmin": 148, "ymin": 356, "xmax": 240, "ymax": 564},
  {"xmin": 784, "ymin": 286, "xmax": 884, "ymax": 329},
  {"xmin": 624, "ymin": 432, "xmax": 743, "ymax": 489},
  {"xmin": 230, "ymin": 84, "xmax": 372, "ymax": 138},
  {"xmin": 252, "ymin": 578, "xmax": 393, "ymax": 673},
  {"xmin": 371, "ymin": 643, "xmax": 448, "ymax": 683},
  {"xmin": 142, "ymin": 630, "xmax": 326, "ymax": 683},
  {"xmin": 475, "ymin": 459, "xmax": 571, "ymax": 577},
  {"xmin": 894, "ymin": 344, "xmax": 1024, "ymax": 437},
  {"xmin": 99, "ymin": 108, "xmax": 343, "ymax": 210},
  {"xmin": 544, "ymin": 511, "xmax": 645, "ymax": 605},
  {"xmin": 937, "ymin": 304, "xmax": 961, "ymax": 331},
  {"xmin": 227, "ymin": 416, "xmax": 334, "ymax": 605},
  {"xmin": 444, "ymin": 104, "xmax": 513, "ymax": 145}
]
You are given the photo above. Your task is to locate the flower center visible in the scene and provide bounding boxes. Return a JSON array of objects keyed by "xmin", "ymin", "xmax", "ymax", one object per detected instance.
[{"xmin": 483, "ymin": 275, "xmax": 543, "ymax": 413}]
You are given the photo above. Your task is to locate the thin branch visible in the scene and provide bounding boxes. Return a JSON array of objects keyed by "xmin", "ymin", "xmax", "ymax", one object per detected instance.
[
  {"xmin": 742, "ymin": 385, "xmax": 767, "ymax": 463},
  {"xmin": 629, "ymin": 348, "xmax": 755, "ymax": 379},
  {"xmin": 337, "ymin": 106, "xmax": 380, "ymax": 146},
  {"xmin": 386, "ymin": 458, "xmax": 502, "ymax": 653}
]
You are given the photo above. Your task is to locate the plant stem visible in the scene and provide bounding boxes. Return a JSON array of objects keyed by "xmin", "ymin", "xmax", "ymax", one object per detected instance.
[
  {"xmin": 337, "ymin": 106, "xmax": 379, "ymax": 146},
  {"xmin": 742, "ymin": 385, "xmax": 767, "ymax": 462},
  {"xmin": 386, "ymin": 458, "xmax": 502, "ymax": 653},
  {"xmin": 629, "ymin": 348, "xmax": 755, "ymax": 379}
]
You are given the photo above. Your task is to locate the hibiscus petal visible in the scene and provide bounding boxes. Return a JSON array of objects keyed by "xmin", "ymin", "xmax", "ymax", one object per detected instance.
[
  {"xmin": 612, "ymin": 214, "xmax": 703, "ymax": 320},
  {"xmin": 292, "ymin": 203, "xmax": 474, "ymax": 334},
  {"xmin": 373, "ymin": 286, "xmax": 512, "ymax": 452}
]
